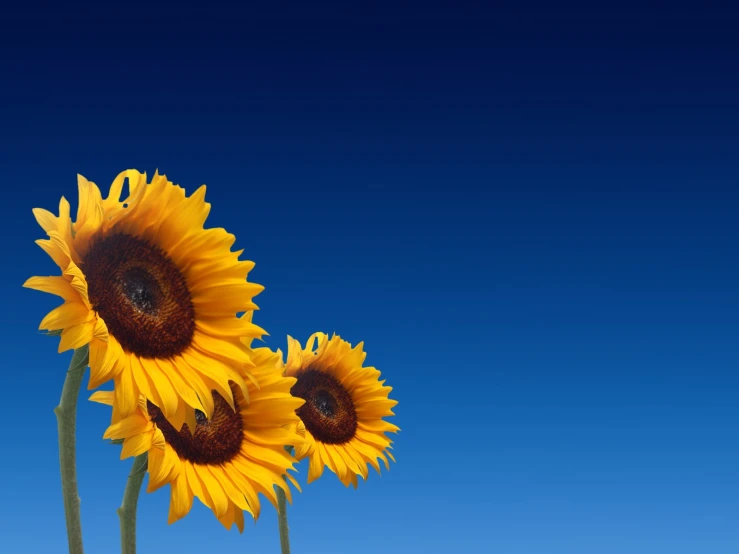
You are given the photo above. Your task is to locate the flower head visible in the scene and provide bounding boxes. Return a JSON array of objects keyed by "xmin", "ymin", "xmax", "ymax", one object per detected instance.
[
  {"xmin": 25, "ymin": 170, "xmax": 264, "ymax": 428},
  {"xmin": 92, "ymin": 346, "xmax": 304, "ymax": 531},
  {"xmin": 285, "ymin": 333, "xmax": 398, "ymax": 487}
]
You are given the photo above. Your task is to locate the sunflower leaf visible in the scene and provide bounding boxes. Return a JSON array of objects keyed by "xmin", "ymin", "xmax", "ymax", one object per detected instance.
[
  {"xmin": 108, "ymin": 439, "xmax": 125, "ymax": 445},
  {"xmin": 46, "ymin": 329, "xmax": 63, "ymax": 336}
]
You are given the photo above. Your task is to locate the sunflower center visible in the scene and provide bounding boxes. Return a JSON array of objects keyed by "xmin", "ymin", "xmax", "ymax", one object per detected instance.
[
  {"xmin": 121, "ymin": 267, "xmax": 161, "ymax": 313},
  {"xmin": 313, "ymin": 390, "xmax": 337, "ymax": 417},
  {"xmin": 147, "ymin": 389, "xmax": 244, "ymax": 465},
  {"xmin": 292, "ymin": 369, "xmax": 357, "ymax": 444},
  {"xmin": 82, "ymin": 233, "xmax": 195, "ymax": 358}
]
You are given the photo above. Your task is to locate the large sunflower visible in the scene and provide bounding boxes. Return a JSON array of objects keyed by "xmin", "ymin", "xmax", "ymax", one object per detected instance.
[
  {"xmin": 91, "ymin": 345, "xmax": 305, "ymax": 531},
  {"xmin": 25, "ymin": 170, "xmax": 264, "ymax": 428},
  {"xmin": 285, "ymin": 333, "xmax": 399, "ymax": 488}
]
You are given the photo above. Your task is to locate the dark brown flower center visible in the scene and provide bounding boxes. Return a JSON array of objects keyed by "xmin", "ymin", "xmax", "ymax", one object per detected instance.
[
  {"xmin": 82, "ymin": 233, "xmax": 195, "ymax": 358},
  {"xmin": 147, "ymin": 389, "xmax": 244, "ymax": 464},
  {"xmin": 292, "ymin": 369, "xmax": 357, "ymax": 444}
]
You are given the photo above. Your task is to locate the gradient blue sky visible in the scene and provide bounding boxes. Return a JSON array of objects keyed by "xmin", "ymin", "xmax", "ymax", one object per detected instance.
[{"xmin": 2, "ymin": 3, "xmax": 739, "ymax": 553}]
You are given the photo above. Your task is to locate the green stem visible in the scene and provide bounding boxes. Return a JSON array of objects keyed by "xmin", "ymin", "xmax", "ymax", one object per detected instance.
[
  {"xmin": 54, "ymin": 345, "xmax": 89, "ymax": 554},
  {"xmin": 118, "ymin": 453, "xmax": 148, "ymax": 554},
  {"xmin": 276, "ymin": 445, "xmax": 294, "ymax": 554},
  {"xmin": 276, "ymin": 485, "xmax": 291, "ymax": 554}
]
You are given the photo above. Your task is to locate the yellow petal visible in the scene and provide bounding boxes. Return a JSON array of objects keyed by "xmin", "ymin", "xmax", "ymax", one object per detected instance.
[
  {"xmin": 183, "ymin": 463, "xmax": 208, "ymax": 507},
  {"xmin": 192, "ymin": 330, "xmax": 251, "ymax": 364},
  {"xmin": 285, "ymin": 472, "xmax": 302, "ymax": 493},
  {"xmin": 23, "ymin": 276, "xmax": 79, "ymax": 302},
  {"xmin": 103, "ymin": 170, "xmax": 130, "ymax": 211},
  {"xmin": 103, "ymin": 413, "xmax": 149, "ymax": 440},
  {"xmin": 322, "ymin": 443, "xmax": 346, "ymax": 478},
  {"xmin": 75, "ymin": 175, "xmax": 104, "ymax": 231},
  {"xmin": 141, "ymin": 357, "xmax": 179, "ymax": 420},
  {"xmin": 307, "ymin": 451, "xmax": 325, "ymax": 483},
  {"xmin": 154, "ymin": 358, "xmax": 203, "ymax": 415},
  {"xmin": 120, "ymin": 431, "xmax": 153, "ymax": 459},
  {"xmin": 146, "ymin": 448, "xmax": 170, "ymax": 493},
  {"xmin": 338, "ymin": 443, "xmax": 366, "ymax": 478},
  {"xmin": 32, "ymin": 207, "xmax": 58, "ymax": 234},
  {"xmin": 129, "ymin": 356, "xmax": 154, "ymax": 403},
  {"xmin": 89, "ymin": 390, "xmax": 114, "ymax": 406},
  {"xmin": 148, "ymin": 443, "xmax": 178, "ymax": 493},
  {"xmin": 88, "ymin": 337, "xmax": 120, "ymax": 389},
  {"xmin": 197, "ymin": 466, "xmax": 229, "ymax": 518},
  {"xmin": 172, "ymin": 355, "xmax": 214, "ymax": 417},
  {"xmin": 285, "ymin": 335, "xmax": 305, "ymax": 373},
  {"xmin": 221, "ymin": 461, "xmax": 259, "ymax": 517},
  {"xmin": 209, "ymin": 467, "xmax": 249, "ymax": 511},
  {"xmin": 180, "ymin": 349, "xmax": 234, "ymax": 412},
  {"xmin": 61, "ymin": 263, "xmax": 90, "ymax": 306},
  {"xmin": 35, "ymin": 236, "xmax": 70, "ymax": 270},
  {"xmin": 234, "ymin": 508, "xmax": 245, "ymax": 533},
  {"xmin": 39, "ymin": 302, "xmax": 91, "ymax": 331},
  {"xmin": 114, "ymin": 363, "xmax": 137, "ymax": 417},
  {"xmin": 93, "ymin": 317, "xmax": 109, "ymax": 342},
  {"xmin": 215, "ymin": 502, "xmax": 237, "ymax": 532},
  {"xmin": 58, "ymin": 321, "xmax": 94, "ymax": 352},
  {"xmin": 168, "ymin": 472, "xmax": 194, "ymax": 524}
]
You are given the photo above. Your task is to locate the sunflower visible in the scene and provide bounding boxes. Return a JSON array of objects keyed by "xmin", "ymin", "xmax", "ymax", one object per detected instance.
[
  {"xmin": 91, "ymin": 345, "xmax": 305, "ymax": 531},
  {"xmin": 285, "ymin": 333, "xmax": 399, "ymax": 488},
  {"xmin": 24, "ymin": 170, "xmax": 264, "ymax": 428}
]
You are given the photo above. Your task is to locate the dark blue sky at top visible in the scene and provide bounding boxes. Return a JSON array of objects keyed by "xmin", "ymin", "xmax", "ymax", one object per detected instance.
[{"xmin": 1, "ymin": 3, "xmax": 738, "ymax": 554}]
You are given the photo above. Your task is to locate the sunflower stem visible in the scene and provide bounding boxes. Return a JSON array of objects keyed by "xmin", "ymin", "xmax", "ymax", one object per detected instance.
[
  {"xmin": 118, "ymin": 453, "xmax": 148, "ymax": 554},
  {"xmin": 54, "ymin": 345, "xmax": 89, "ymax": 554},
  {"xmin": 276, "ymin": 445, "xmax": 294, "ymax": 554},
  {"xmin": 276, "ymin": 485, "xmax": 291, "ymax": 554}
]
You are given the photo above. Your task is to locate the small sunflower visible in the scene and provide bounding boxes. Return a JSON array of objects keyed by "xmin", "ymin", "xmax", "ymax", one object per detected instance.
[
  {"xmin": 25, "ymin": 170, "xmax": 264, "ymax": 428},
  {"xmin": 91, "ymin": 346, "xmax": 305, "ymax": 532},
  {"xmin": 285, "ymin": 333, "xmax": 399, "ymax": 488}
]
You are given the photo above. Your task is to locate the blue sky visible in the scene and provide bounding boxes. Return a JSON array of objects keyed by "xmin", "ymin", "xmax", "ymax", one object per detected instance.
[{"xmin": 2, "ymin": 3, "xmax": 738, "ymax": 553}]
